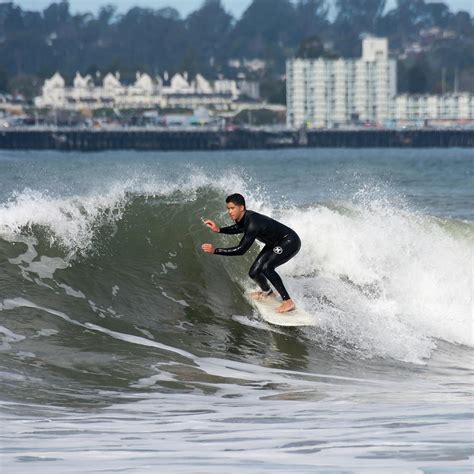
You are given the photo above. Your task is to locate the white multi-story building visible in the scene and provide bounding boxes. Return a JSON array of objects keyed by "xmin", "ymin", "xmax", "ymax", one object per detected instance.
[
  {"xmin": 35, "ymin": 72, "xmax": 162, "ymax": 109},
  {"xmin": 393, "ymin": 93, "xmax": 474, "ymax": 124},
  {"xmin": 35, "ymin": 72, "xmax": 259, "ymax": 112},
  {"xmin": 286, "ymin": 37, "xmax": 397, "ymax": 127}
]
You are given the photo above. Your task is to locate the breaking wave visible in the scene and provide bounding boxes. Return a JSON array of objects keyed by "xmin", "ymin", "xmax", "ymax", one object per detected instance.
[{"xmin": 1, "ymin": 173, "xmax": 473, "ymax": 367}]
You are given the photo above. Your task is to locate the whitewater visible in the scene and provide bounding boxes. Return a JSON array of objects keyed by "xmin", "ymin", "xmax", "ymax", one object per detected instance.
[{"xmin": 0, "ymin": 148, "xmax": 473, "ymax": 473}]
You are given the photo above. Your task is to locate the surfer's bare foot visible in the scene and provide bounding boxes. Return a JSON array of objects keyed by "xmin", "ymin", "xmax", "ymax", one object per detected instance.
[
  {"xmin": 250, "ymin": 290, "xmax": 276, "ymax": 300},
  {"xmin": 276, "ymin": 299, "xmax": 295, "ymax": 313}
]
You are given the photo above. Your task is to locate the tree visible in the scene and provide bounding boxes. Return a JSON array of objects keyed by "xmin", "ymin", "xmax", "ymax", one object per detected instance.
[
  {"xmin": 112, "ymin": 7, "xmax": 188, "ymax": 74},
  {"xmin": 0, "ymin": 68, "xmax": 9, "ymax": 92},
  {"xmin": 260, "ymin": 77, "xmax": 286, "ymax": 104},
  {"xmin": 9, "ymin": 74, "xmax": 41, "ymax": 99},
  {"xmin": 333, "ymin": 0, "xmax": 386, "ymax": 56},
  {"xmin": 449, "ymin": 11, "xmax": 474, "ymax": 37},
  {"xmin": 97, "ymin": 4, "xmax": 117, "ymax": 25},
  {"xmin": 296, "ymin": 35, "xmax": 337, "ymax": 59},
  {"xmin": 295, "ymin": 0, "xmax": 329, "ymax": 39},
  {"xmin": 335, "ymin": 0, "xmax": 386, "ymax": 30},
  {"xmin": 425, "ymin": 2, "xmax": 452, "ymax": 29},
  {"xmin": 230, "ymin": 0, "xmax": 298, "ymax": 66},
  {"xmin": 379, "ymin": 0, "xmax": 433, "ymax": 49},
  {"xmin": 186, "ymin": 0, "xmax": 233, "ymax": 68},
  {"xmin": 407, "ymin": 62, "xmax": 428, "ymax": 93},
  {"xmin": 42, "ymin": 0, "xmax": 71, "ymax": 27}
]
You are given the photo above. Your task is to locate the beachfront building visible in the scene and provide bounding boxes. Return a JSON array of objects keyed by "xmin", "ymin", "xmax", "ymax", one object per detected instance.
[
  {"xmin": 35, "ymin": 71, "xmax": 260, "ymax": 112},
  {"xmin": 286, "ymin": 37, "xmax": 397, "ymax": 128},
  {"xmin": 393, "ymin": 93, "xmax": 474, "ymax": 126}
]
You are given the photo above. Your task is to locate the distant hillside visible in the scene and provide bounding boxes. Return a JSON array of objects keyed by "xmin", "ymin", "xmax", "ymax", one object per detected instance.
[{"xmin": 0, "ymin": 0, "xmax": 473, "ymax": 102}]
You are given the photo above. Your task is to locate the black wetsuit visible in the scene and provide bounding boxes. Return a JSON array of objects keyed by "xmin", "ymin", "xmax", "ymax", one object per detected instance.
[{"xmin": 214, "ymin": 210, "xmax": 301, "ymax": 301}]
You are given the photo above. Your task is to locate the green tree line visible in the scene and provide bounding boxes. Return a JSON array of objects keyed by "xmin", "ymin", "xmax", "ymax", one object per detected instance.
[{"xmin": 0, "ymin": 0, "xmax": 473, "ymax": 101}]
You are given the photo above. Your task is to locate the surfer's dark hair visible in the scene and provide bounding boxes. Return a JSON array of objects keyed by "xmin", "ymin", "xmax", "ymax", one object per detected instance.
[{"xmin": 226, "ymin": 193, "xmax": 246, "ymax": 208}]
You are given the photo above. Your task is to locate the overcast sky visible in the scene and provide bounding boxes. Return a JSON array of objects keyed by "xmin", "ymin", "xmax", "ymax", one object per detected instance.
[{"xmin": 11, "ymin": 0, "xmax": 474, "ymax": 18}]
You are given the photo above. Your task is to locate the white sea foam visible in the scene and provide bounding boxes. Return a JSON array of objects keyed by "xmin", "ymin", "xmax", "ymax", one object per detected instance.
[
  {"xmin": 0, "ymin": 185, "xmax": 129, "ymax": 253},
  {"xmin": 0, "ymin": 324, "xmax": 26, "ymax": 350},
  {"xmin": 273, "ymin": 196, "xmax": 473, "ymax": 362}
]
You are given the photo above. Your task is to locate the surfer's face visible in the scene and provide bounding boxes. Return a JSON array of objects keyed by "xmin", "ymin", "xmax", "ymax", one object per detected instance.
[{"xmin": 226, "ymin": 202, "xmax": 245, "ymax": 222}]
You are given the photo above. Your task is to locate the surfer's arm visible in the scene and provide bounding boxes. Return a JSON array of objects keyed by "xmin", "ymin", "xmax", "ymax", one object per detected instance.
[
  {"xmin": 218, "ymin": 224, "xmax": 243, "ymax": 235},
  {"xmin": 214, "ymin": 230, "xmax": 256, "ymax": 256}
]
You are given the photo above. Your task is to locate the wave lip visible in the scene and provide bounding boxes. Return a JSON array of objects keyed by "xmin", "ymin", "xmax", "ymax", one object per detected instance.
[{"xmin": 0, "ymin": 186, "xmax": 130, "ymax": 255}]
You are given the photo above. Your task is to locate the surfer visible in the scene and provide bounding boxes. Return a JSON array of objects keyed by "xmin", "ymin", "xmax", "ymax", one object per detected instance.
[{"xmin": 201, "ymin": 193, "xmax": 301, "ymax": 313}]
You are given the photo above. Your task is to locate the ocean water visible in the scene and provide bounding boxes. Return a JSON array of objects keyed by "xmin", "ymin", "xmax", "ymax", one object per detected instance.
[{"xmin": 0, "ymin": 148, "xmax": 472, "ymax": 473}]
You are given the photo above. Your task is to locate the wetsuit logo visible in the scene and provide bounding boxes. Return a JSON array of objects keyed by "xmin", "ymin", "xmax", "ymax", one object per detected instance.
[{"xmin": 273, "ymin": 246, "xmax": 283, "ymax": 255}]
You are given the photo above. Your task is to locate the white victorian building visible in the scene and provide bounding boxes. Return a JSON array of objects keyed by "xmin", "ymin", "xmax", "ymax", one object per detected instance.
[{"xmin": 35, "ymin": 71, "xmax": 260, "ymax": 112}]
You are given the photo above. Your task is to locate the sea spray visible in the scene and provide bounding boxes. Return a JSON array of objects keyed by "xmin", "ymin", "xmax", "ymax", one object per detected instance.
[{"xmin": 278, "ymin": 196, "xmax": 473, "ymax": 361}]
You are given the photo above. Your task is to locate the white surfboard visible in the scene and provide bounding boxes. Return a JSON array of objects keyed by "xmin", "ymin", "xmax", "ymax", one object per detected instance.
[{"xmin": 250, "ymin": 296, "xmax": 315, "ymax": 327}]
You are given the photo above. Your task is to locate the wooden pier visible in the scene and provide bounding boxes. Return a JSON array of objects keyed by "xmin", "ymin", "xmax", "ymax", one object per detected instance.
[{"xmin": 0, "ymin": 128, "xmax": 472, "ymax": 151}]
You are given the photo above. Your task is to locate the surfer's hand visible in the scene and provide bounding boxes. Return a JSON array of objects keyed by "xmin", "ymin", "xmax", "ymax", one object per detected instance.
[
  {"xmin": 203, "ymin": 219, "xmax": 220, "ymax": 233},
  {"xmin": 201, "ymin": 243, "xmax": 215, "ymax": 254}
]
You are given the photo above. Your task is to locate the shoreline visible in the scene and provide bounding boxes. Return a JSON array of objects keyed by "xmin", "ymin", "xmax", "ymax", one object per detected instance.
[{"xmin": 1, "ymin": 127, "xmax": 473, "ymax": 150}]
